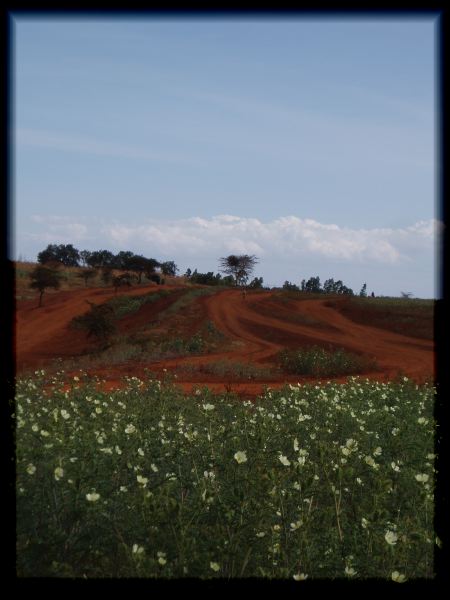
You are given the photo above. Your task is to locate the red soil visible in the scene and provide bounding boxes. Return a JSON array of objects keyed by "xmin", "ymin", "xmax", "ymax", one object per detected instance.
[{"xmin": 15, "ymin": 287, "xmax": 435, "ymax": 396}]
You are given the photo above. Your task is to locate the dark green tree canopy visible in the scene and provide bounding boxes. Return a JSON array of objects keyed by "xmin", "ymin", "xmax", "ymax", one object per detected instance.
[
  {"xmin": 37, "ymin": 244, "xmax": 80, "ymax": 267},
  {"xmin": 85, "ymin": 250, "xmax": 116, "ymax": 269},
  {"xmin": 160, "ymin": 261, "xmax": 178, "ymax": 277}
]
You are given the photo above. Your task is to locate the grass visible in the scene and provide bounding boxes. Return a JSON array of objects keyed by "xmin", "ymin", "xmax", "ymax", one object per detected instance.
[
  {"xmin": 327, "ymin": 297, "xmax": 434, "ymax": 340},
  {"xmin": 105, "ymin": 288, "xmax": 173, "ymax": 319},
  {"xmin": 16, "ymin": 371, "xmax": 436, "ymax": 579},
  {"xmin": 278, "ymin": 346, "xmax": 379, "ymax": 378}
]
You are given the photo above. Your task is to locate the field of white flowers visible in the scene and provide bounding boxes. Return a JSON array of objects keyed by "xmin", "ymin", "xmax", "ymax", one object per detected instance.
[{"xmin": 15, "ymin": 371, "xmax": 437, "ymax": 580}]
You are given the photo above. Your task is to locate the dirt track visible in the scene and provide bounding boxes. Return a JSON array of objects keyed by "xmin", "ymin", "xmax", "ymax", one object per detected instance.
[{"xmin": 15, "ymin": 287, "xmax": 434, "ymax": 395}]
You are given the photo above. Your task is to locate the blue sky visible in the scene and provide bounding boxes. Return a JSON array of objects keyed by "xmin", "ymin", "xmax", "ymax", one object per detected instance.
[{"xmin": 12, "ymin": 15, "xmax": 440, "ymax": 297}]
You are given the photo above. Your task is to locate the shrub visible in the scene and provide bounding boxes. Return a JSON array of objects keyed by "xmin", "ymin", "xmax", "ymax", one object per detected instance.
[{"xmin": 71, "ymin": 302, "xmax": 116, "ymax": 345}]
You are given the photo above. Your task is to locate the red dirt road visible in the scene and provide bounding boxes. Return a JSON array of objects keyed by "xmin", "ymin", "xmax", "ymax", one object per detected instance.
[{"xmin": 15, "ymin": 287, "xmax": 434, "ymax": 395}]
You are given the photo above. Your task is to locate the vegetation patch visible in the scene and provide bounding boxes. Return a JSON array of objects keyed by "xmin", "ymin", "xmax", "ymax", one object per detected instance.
[
  {"xmin": 278, "ymin": 346, "xmax": 379, "ymax": 377},
  {"xmin": 327, "ymin": 297, "xmax": 434, "ymax": 340},
  {"xmin": 16, "ymin": 372, "xmax": 436, "ymax": 579},
  {"xmin": 106, "ymin": 289, "xmax": 173, "ymax": 319}
]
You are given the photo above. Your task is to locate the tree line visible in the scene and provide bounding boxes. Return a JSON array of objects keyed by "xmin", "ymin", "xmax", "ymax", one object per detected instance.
[
  {"xmin": 37, "ymin": 243, "xmax": 178, "ymax": 278},
  {"xmin": 283, "ymin": 277, "xmax": 369, "ymax": 297}
]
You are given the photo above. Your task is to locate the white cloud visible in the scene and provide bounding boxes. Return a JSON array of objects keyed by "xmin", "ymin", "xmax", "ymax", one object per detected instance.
[
  {"xmin": 18, "ymin": 213, "xmax": 438, "ymax": 296},
  {"xmin": 24, "ymin": 213, "xmax": 437, "ymax": 267}
]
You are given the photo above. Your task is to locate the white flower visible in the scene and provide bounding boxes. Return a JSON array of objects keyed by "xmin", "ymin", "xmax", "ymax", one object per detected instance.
[
  {"xmin": 345, "ymin": 438, "xmax": 358, "ymax": 450},
  {"xmin": 86, "ymin": 492, "xmax": 100, "ymax": 502},
  {"xmin": 120, "ymin": 486, "xmax": 128, "ymax": 493},
  {"xmin": 391, "ymin": 427, "xmax": 400, "ymax": 436},
  {"xmin": 278, "ymin": 454, "xmax": 291, "ymax": 466},
  {"xmin": 391, "ymin": 571, "xmax": 406, "ymax": 583},
  {"xmin": 293, "ymin": 573, "xmax": 308, "ymax": 580},
  {"xmin": 31, "ymin": 424, "xmax": 39, "ymax": 432},
  {"xmin": 364, "ymin": 455, "xmax": 378, "ymax": 469},
  {"xmin": 417, "ymin": 417, "xmax": 428, "ymax": 425},
  {"xmin": 290, "ymin": 520, "xmax": 303, "ymax": 531},
  {"xmin": 60, "ymin": 409, "xmax": 70, "ymax": 420},
  {"xmin": 138, "ymin": 448, "xmax": 145, "ymax": 456},
  {"xmin": 26, "ymin": 463, "xmax": 36, "ymax": 475},
  {"xmin": 54, "ymin": 467, "xmax": 64, "ymax": 481},
  {"xmin": 361, "ymin": 518, "xmax": 369, "ymax": 529},
  {"xmin": 373, "ymin": 446, "xmax": 382, "ymax": 456},
  {"xmin": 391, "ymin": 462, "xmax": 401, "ymax": 472},
  {"xmin": 158, "ymin": 557, "xmax": 167, "ymax": 565},
  {"xmin": 385, "ymin": 530, "xmax": 398, "ymax": 545},
  {"xmin": 137, "ymin": 475, "xmax": 148, "ymax": 486},
  {"xmin": 115, "ymin": 445, "xmax": 122, "ymax": 455},
  {"xmin": 293, "ymin": 438, "xmax": 299, "ymax": 451},
  {"xmin": 234, "ymin": 451, "xmax": 247, "ymax": 464},
  {"xmin": 256, "ymin": 532, "xmax": 266, "ymax": 538},
  {"xmin": 415, "ymin": 473, "xmax": 429, "ymax": 483},
  {"xmin": 210, "ymin": 562, "xmax": 220, "ymax": 572},
  {"xmin": 95, "ymin": 407, "xmax": 102, "ymax": 414},
  {"xmin": 125, "ymin": 424, "xmax": 136, "ymax": 434},
  {"xmin": 345, "ymin": 566, "xmax": 357, "ymax": 577},
  {"xmin": 40, "ymin": 430, "xmax": 50, "ymax": 437},
  {"xmin": 151, "ymin": 463, "xmax": 159, "ymax": 472},
  {"xmin": 132, "ymin": 544, "xmax": 144, "ymax": 554},
  {"xmin": 73, "ymin": 376, "xmax": 79, "ymax": 382},
  {"xmin": 202, "ymin": 403, "xmax": 215, "ymax": 411}
]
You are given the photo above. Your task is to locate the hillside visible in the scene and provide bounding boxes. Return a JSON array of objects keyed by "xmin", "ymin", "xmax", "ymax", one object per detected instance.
[{"xmin": 15, "ymin": 263, "xmax": 435, "ymax": 395}]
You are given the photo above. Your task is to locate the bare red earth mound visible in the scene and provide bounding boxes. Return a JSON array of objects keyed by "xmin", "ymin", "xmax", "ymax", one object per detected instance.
[{"xmin": 16, "ymin": 286, "xmax": 434, "ymax": 396}]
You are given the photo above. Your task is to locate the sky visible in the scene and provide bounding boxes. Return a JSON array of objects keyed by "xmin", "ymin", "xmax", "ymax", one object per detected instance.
[{"xmin": 12, "ymin": 15, "xmax": 441, "ymax": 297}]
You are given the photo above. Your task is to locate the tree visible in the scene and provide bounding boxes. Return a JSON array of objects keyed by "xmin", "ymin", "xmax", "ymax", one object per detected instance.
[
  {"xmin": 86, "ymin": 250, "xmax": 116, "ymax": 269},
  {"xmin": 218, "ymin": 255, "xmax": 258, "ymax": 287},
  {"xmin": 301, "ymin": 276, "xmax": 322, "ymax": 293},
  {"xmin": 37, "ymin": 244, "xmax": 80, "ymax": 267},
  {"xmin": 115, "ymin": 250, "xmax": 135, "ymax": 270},
  {"xmin": 77, "ymin": 269, "xmax": 97, "ymax": 287},
  {"xmin": 29, "ymin": 265, "xmax": 63, "ymax": 307},
  {"xmin": 248, "ymin": 276, "xmax": 264, "ymax": 289},
  {"xmin": 144, "ymin": 258, "xmax": 161, "ymax": 281},
  {"xmin": 283, "ymin": 281, "xmax": 300, "ymax": 291},
  {"xmin": 401, "ymin": 291, "xmax": 413, "ymax": 298},
  {"xmin": 79, "ymin": 250, "xmax": 92, "ymax": 267},
  {"xmin": 359, "ymin": 283, "xmax": 367, "ymax": 298},
  {"xmin": 160, "ymin": 261, "xmax": 178, "ymax": 277}
]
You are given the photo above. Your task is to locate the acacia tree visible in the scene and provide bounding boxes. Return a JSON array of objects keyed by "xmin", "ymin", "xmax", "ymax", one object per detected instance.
[
  {"xmin": 29, "ymin": 266, "xmax": 63, "ymax": 307},
  {"xmin": 218, "ymin": 255, "xmax": 259, "ymax": 287}
]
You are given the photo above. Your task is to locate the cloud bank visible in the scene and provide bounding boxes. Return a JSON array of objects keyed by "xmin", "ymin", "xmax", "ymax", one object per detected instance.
[{"xmin": 24, "ymin": 213, "xmax": 438, "ymax": 264}]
